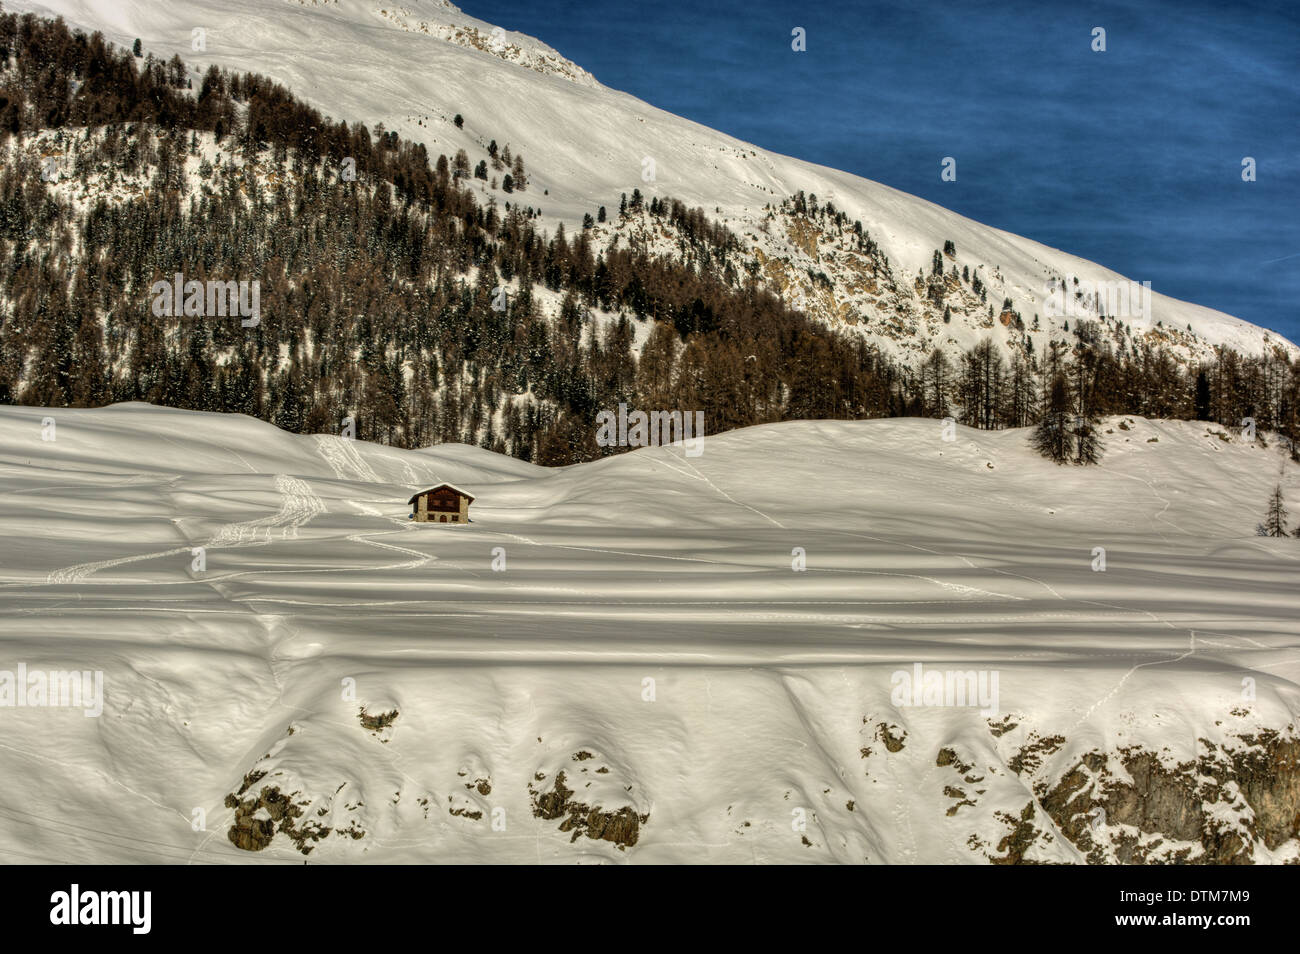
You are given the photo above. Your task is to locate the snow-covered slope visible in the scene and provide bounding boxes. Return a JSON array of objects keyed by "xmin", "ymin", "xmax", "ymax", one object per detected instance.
[
  {"xmin": 1, "ymin": 403, "xmax": 1297, "ymax": 862},
  {"xmin": 9, "ymin": 0, "xmax": 1296, "ymax": 364}
]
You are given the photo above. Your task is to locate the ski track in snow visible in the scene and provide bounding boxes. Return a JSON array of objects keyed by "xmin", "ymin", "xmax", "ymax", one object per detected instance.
[
  {"xmin": 207, "ymin": 475, "xmax": 326, "ymax": 546},
  {"xmin": 45, "ymin": 474, "xmax": 325, "ymax": 584},
  {"xmin": 45, "ymin": 546, "xmax": 193, "ymax": 585},
  {"xmin": 313, "ymin": 435, "xmax": 380, "ymax": 483},
  {"xmin": 373, "ymin": 451, "xmax": 424, "ymax": 486},
  {"xmin": 658, "ymin": 450, "xmax": 787, "ymax": 529},
  {"xmin": 344, "ymin": 522, "xmax": 434, "ymax": 571}
]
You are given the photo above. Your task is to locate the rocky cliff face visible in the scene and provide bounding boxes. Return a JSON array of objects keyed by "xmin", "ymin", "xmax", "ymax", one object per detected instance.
[{"xmin": 919, "ymin": 718, "xmax": 1300, "ymax": 864}]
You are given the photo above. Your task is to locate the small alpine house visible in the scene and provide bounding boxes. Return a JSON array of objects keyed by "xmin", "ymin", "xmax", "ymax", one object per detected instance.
[{"xmin": 408, "ymin": 484, "xmax": 474, "ymax": 523}]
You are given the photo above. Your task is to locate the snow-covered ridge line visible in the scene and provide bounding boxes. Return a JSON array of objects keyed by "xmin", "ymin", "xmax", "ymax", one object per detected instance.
[
  {"xmin": 370, "ymin": 1, "xmax": 601, "ymax": 88},
  {"xmin": 7, "ymin": 0, "xmax": 1294, "ymax": 364}
]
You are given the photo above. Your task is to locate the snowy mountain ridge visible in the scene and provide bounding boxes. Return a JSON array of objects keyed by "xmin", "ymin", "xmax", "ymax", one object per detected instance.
[{"xmin": 8, "ymin": 0, "xmax": 1296, "ymax": 365}]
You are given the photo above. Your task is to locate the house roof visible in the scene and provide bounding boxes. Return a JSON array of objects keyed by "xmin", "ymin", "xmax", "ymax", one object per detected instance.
[{"xmin": 407, "ymin": 483, "xmax": 475, "ymax": 505}]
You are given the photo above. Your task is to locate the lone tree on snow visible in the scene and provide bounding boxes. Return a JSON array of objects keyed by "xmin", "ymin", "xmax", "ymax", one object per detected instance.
[
  {"xmin": 1031, "ymin": 374, "xmax": 1072, "ymax": 464},
  {"xmin": 1032, "ymin": 372, "xmax": 1103, "ymax": 466},
  {"xmin": 1259, "ymin": 484, "xmax": 1289, "ymax": 537}
]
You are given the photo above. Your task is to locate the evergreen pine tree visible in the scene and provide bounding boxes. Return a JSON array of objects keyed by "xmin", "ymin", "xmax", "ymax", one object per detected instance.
[
  {"xmin": 1260, "ymin": 484, "xmax": 1288, "ymax": 537},
  {"xmin": 1031, "ymin": 374, "xmax": 1072, "ymax": 464},
  {"xmin": 1072, "ymin": 413, "xmax": 1103, "ymax": 465}
]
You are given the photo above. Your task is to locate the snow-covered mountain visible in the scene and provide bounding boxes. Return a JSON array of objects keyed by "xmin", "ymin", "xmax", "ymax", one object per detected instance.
[
  {"xmin": 4, "ymin": 1, "xmax": 1299, "ymax": 867},
  {"xmin": 0, "ymin": 402, "xmax": 1297, "ymax": 862},
  {"xmin": 9, "ymin": 0, "xmax": 1296, "ymax": 365}
]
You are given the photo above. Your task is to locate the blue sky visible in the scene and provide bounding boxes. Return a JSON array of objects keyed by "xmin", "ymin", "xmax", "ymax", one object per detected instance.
[{"xmin": 463, "ymin": 0, "xmax": 1300, "ymax": 343}]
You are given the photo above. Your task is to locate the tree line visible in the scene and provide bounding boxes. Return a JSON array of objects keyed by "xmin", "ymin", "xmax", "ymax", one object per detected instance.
[{"xmin": 1, "ymin": 8, "xmax": 1298, "ymax": 469}]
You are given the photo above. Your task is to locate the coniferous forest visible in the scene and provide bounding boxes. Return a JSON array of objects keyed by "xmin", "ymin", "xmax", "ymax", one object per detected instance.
[{"xmin": 2, "ymin": 9, "xmax": 1299, "ymax": 465}]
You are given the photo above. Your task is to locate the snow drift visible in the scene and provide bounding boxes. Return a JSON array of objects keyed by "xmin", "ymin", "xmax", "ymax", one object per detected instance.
[{"xmin": 0, "ymin": 403, "xmax": 1296, "ymax": 862}]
